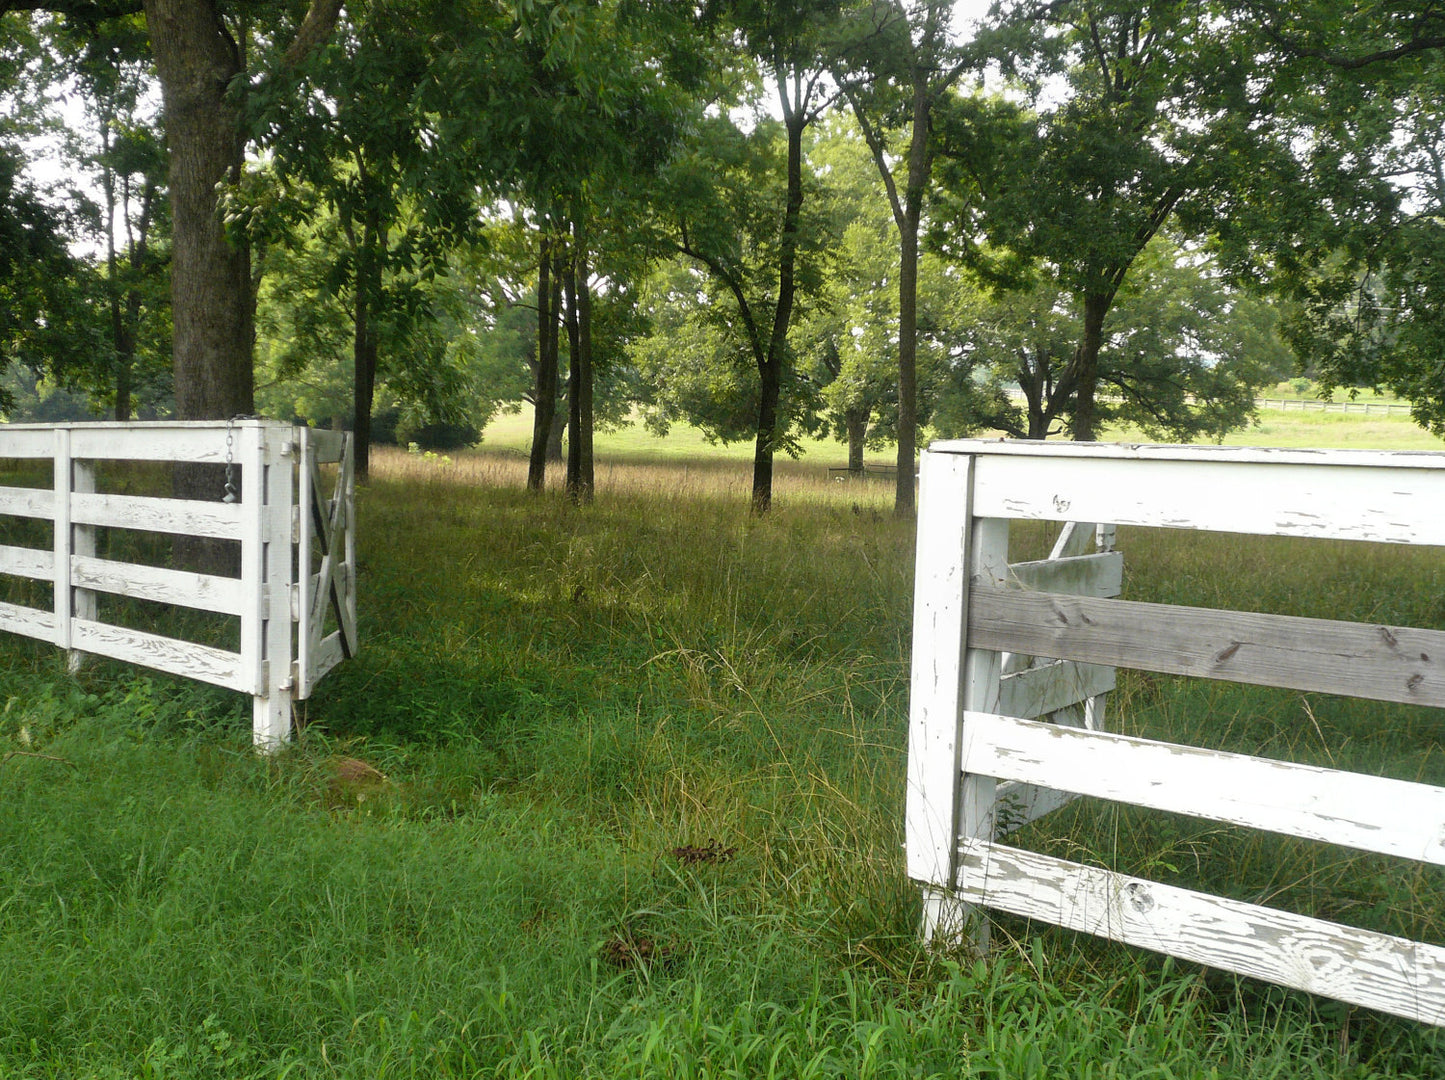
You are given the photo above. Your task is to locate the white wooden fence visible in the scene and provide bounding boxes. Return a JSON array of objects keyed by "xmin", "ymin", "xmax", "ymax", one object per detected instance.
[
  {"xmin": 908, "ymin": 439, "xmax": 1445, "ymax": 1025},
  {"xmin": 0, "ymin": 421, "xmax": 357, "ymax": 747}
]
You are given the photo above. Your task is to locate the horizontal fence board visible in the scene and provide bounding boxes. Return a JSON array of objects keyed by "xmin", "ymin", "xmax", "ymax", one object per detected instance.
[
  {"xmin": 0, "ymin": 486, "xmax": 54, "ymax": 519},
  {"xmin": 998, "ymin": 660, "xmax": 1114, "ymax": 719},
  {"xmin": 0, "ymin": 600, "xmax": 55, "ymax": 642},
  {"xmin": 70, "ymin": 493, "xmax": 243, "ymax": 540},
  {"xmin": 1007, "ymin": 551, "xmax": 1123, "ymax": 597},
  {"xmin": 969, "ymin": 585, "xmax": 1445, "ymax": 708},
  {"xmin": 962, "ymin": 451, "xmax": 1445, "ymax": 546},
  {"xmin": 956, "ymin": 838, "xmax": 1445, "ymax": 1025},
  {"xmin": 0, "ymin": 429, "xmax": 57, "ymax": 458},
  {"xmin": 67, "ymin": 424, "xmax": 245, "ymax": 463},
  {"xmin": 70, "ymin": 619, "xmax": 248, "ymax": 692},
  {"xmin": 70, "ymin": 555, "xmax": 246, "ymax": 616},
  {"xmin": 963, "ymin": 711, "xmax": 1445, "ymax": 864},
  {"xmin": 0, "ymin": 544, "xmax": 52, "ymax": 579}
]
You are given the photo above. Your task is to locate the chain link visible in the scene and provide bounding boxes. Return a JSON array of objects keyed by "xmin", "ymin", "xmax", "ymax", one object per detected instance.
[{"xmin": 221, "ymin": 414, "xmax": 256, "ymax": 503}]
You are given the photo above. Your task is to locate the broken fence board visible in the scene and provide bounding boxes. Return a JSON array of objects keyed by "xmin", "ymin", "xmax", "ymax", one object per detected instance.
[
  {"xmin": 956, "ymin": 838, "xmax": 1445, "ymax": 1025},
  {"xmin": 968, "ymin": 586, "xmax": 1445, "ymax": 708},
  {"xmin": 997, "ymin": 659, "xmax": 1115, "ymax": 719},
  {"xmin": 1006, "ymin": 551, "xmax": 1122, "ymax": 598},
  {"xmin": 963, "ymin": 711, "xmax": 1445, "ymax": 864}
]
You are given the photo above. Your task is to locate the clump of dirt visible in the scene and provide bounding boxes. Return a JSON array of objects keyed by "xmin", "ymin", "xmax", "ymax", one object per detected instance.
[
  {"xmin": 671, "ymin": 840, "xmax": 737, "ymax": 865},
  {"xmin": 599, "ymin": 932, "xmax": 679, "ymax": 971},
  {"xmin": 324, "ymin": 756, "xmax": 390, "ymax": 808}
]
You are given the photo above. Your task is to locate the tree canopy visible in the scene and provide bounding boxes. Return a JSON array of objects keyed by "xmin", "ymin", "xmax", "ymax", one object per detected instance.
[{"xmin": 1, "ymin": 0, "xmax": 1441, "ymax": 510}]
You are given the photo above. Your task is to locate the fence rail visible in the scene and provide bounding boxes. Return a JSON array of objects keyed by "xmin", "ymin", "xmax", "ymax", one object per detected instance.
[
  {"xmin": 0, "ymin": 420, "xmax": 357, "ymax": 746},
  {"xmin": 908, "ymin": 439, "xmax": 1445, "ymax": 1025},
  {"xmin": 1258, "ymin": 397, "xmax": 1411, "ymax": 415}
]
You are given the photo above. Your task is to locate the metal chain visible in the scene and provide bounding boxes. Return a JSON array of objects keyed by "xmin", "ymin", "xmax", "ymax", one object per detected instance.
[{"xmin": 221, "ymin": 415, "xmax": 254, "ymax": 503}]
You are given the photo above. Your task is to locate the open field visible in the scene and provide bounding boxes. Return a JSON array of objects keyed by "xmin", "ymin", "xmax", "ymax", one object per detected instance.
[
  {"xmin": 2, "ymin": 412, "xmax": 1445, "ymax": 1076},
  {"xmin": 474, "ymin": 397, "xmax": 1444, "ymax": 473}
]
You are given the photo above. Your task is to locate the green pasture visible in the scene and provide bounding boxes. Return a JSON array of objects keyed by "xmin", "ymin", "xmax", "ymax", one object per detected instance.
[
  {"xmin": 2, "ymin": 410, "xmax": 1444, "ymax": 1077},
  {"xmin": 476, "ymin": 396, "xmax": 1445, "ymax": 466}
]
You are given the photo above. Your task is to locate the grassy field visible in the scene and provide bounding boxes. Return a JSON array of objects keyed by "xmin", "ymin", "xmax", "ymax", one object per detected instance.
[{"xmin": 2, "ymin": 411, "xmax": 1444, "ymax": 1077}]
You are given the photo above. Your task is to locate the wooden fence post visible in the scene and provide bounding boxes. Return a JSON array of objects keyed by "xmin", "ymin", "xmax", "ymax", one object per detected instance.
[{"xmin": 245, "ymin": 423, "xmax": 296, "ymax": 750}]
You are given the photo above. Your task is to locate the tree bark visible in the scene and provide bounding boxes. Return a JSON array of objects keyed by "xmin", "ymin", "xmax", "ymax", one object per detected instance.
[
  {"xmin": 351, "ymin": 205, "xmax": 381, "ymax": 479},
  {"xmin": 528, "ymin": 235, "xmax": 557, "ymax": 492},
  {"xmin": 846, "ymin": 407, "xmax": 867, "ymax": 472},
  {"xmin": 565, "ymin": 224, "xmax": 594, "ymax": 505},
  {"xmin": 1070, "ymin": 292, "xmax": 1111, "ymax": 442},
  {"xmin": 893, "ymin": 76, "xmax": 931, "ymax": 517},
  {"xmin": 753, "ymin": 84, "xmax": 807, "ymax": 516},
  {"xmin": 143, "ymin": 0, "xmax": 253, "ymax": 422}
]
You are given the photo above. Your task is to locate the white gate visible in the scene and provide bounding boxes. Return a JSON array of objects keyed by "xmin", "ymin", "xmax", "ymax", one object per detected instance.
[
  {"xmin": 908, "ymin": 439, "xmax": 1445, "ymax": 1025},
  {"xmin": 0, "ymin": 420, "xmax": 358, "ymax": 747}
]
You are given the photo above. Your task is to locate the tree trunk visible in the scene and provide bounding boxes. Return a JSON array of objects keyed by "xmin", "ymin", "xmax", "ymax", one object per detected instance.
[
  {"xmin": 1071, "ymin": 292, "xmax": 1111, "ymax": 442},
  {"xmin": 143, "ymin": 0, "xmax": 253, "ymax": 422},
  {"xmin": 894, "ymin": 78, "xmax": 931, "ymax": 518},
  {"xmin": 846, "ymin": 408, "xmax": 867, "ymax": 472},
  {"xmin": 565, "ymin": 226, "xmax": 594, "ymax": 505},
  {"xmin": 576, "ymin": 260, "xmax": 594, "ymax": 502},
  {"xmin": 351, "ymin": 206, "xmax": 382, "ymax": 479},
  {"xmin": 753, "ymin": 91, "xmax": 807, "ymax": 515},
  {"xmin": 528, "ymin": 235, "xmax": 557, "ymax": 491}
]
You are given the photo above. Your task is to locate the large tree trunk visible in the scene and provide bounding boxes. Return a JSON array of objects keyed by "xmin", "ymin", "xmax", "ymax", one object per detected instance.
[
  {"xmin": 528, "ymin": 235, "xmax": 557, "ymax": 492},
  {"xmin": 143, "ymin": 0, "xmax": 253, "ymax": 422},
  {"xmin": 1070, "ymin": 292, "xmax": 1111, "ymax": 442}
]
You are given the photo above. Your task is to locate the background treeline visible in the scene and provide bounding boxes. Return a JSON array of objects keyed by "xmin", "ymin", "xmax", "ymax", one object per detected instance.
[{"xmin": 2, "ymin": 0, "xmax": 1442, "ymax": 512}]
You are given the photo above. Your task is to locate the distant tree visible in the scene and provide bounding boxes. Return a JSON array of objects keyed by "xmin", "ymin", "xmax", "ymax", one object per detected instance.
[
  {"xmin": 932, "ymin": 237, "xmax": 1288, "ymax": 442},
  {"xmin": 935, "ymin": 0, "xmax": 1297, "ymax": 441},
  {"xmin": 831, "ymin": 0, "xmax": 976, "ymax": 512}
]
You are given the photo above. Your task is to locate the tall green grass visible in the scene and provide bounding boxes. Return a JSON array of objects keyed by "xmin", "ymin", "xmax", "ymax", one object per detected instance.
[{"xmin": 2, "ymin": 437, "xmax": 1444, "ymax": 1076}]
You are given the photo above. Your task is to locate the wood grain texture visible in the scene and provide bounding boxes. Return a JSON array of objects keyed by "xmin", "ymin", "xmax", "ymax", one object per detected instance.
[
  {"xmin": 70, "ymin": 619, "xmax": 246, "ymax": 691},
  {"xmin": 964, "ymin": 711, "xmax": 1445, "ymax": 863},
  {"xmin": 959, "ymin": 449, "xmax": 1445, "ymax": 545},
  {"xmin": 907, "ymin": 452, "xmax": 975, "ymax": 887},
  {"xmin": 70, "ymin": 555, "xmax": 246, "ymax": 615},
  {"xmin": 956, "ymin": 838, "xmax": 1445, "ymax": 1025},
  {"xmin": 0, "ymin": 601, "xmax": 55, "ymax": 642},
  {"xmin": 1005, "ymin": 551, "xmax": 1123, "ymax": 598},
  {"xmin": 0, "ymin": 545, "xmax": 52, "ymax": 579},
  {"xmin": 969, "ymin": 586, "xmax": 1445, "ymax": 707},
  {"xmin": 0, "ymin": 486, "xmax": 54, "ymax": 519},
  {"xmin": 997, "ymin": 659, "xmax": 1115, "ymax": 719},
  {"xmin": 70, "ymin": 493, "xmax": 243, "ymax": 540}
]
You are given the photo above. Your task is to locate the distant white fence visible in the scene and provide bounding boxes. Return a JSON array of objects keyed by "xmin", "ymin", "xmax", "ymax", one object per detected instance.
[
  {"xmin": 0, "ymin": 421, "xmax": 357, "ymax": 747},
  {"xmin": 908, "ymin": 440, "xmax": 1445, "ymax": 1025},
  {"xmin": 1259, "ymin": 397, "xmax": 1412, "ymax": 415}
]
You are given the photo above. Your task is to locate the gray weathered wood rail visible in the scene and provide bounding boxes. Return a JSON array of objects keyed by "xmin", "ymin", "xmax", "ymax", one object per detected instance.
[
  {"xmin": 908, "ymin": 439, "xmax": 1445, "ymax": 1025},
  {"xmin": 0, "ymin": 421, "xmax": 357, "ymax": 747}
]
